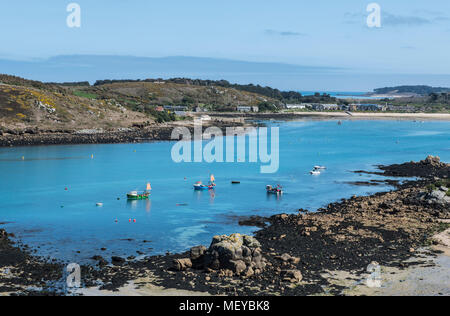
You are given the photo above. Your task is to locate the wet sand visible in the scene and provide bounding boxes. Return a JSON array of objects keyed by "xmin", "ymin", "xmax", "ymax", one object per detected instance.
[
  {"xmin": 321, "ymin": 251, "xmax": 450, "ymax": 296},
  {"xmin": 78, "ymin": 277, "xmax": 211, "ymax": 297},
  {"xmin": 320, "ymin": 218, "xmax": 450, "ymax": 296}
]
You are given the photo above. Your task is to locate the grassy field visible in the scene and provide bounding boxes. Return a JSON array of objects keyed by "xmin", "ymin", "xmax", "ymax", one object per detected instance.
[{"xmin": 72, "ymin": 90, "xmax": 99, "ymax": 100}]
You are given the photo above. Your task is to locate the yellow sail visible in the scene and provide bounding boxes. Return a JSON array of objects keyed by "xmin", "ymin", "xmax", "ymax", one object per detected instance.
[
  {"xmin": 146, "ymin": 183, "xmax": 152, "ymax": 191},
  {"xmin": 210, "ymin": 175, "xmax": 215, "ymax": 183}
]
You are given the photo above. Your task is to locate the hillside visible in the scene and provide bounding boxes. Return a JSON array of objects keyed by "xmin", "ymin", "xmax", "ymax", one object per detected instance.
[
  {"xmin": 78, "ymin": 81, "xmax": 281, "ymax": 110},
  {"xmin": 0, "ymin": 76, "xmax": 150, "ymax": 131},
  {"xmin": 93, "ymin": 78, "xmax": 309, "ymax": 103},
  {"xmin": 373, "ymin": 85, "xmax": 450, "ymax": 96},
  {"xmin": 0, "ymin": 74, "xmax": 283, "ymax": 131}
]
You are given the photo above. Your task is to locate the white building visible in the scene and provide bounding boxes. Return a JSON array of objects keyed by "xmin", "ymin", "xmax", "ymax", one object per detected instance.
[
  {"xmin": 236, "ymin": 106, "xmax": 252, "ymax": 112},
  {"xmin": 286, "ymin": 104, "xmax": 308, "ymax": 110}
]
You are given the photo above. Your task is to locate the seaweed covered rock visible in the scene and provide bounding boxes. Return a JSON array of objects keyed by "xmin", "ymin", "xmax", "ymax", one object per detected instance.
[
  {"xmin": 190, "ymin": 245, "xmax": 207, "ymax": 268},
  {"xmin": 172, "ymin": 258, "xmax": 193, "ymax": 271},
  {"xmin": 379, "ymin": 156, "xmax": 450, "ymax": 178},
  {"xmin": 281, "ymin": 270, "xmax": 303, "ymax": 283}
]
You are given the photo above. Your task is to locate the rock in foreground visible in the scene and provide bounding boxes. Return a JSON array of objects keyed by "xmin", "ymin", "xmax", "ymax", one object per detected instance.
[
  {"xmin": 419, "ymin": 187, "xmax": 450, "ymax": 205},
  {"xmin": 173, "ymin": 234, "xmax": 267, "ymax": 276}
]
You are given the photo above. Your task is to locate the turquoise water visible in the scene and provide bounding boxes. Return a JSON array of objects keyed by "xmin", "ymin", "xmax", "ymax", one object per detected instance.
[{"xmin": 0, "ymin": 120, "xmax": 449, "ymax": 263}]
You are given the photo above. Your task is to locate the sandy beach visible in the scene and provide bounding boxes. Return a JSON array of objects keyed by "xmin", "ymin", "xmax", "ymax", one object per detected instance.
[
  {"xmin": 309, "ymin": 112, "xmax": 450, "ymax": 121},
  {"xmin": 210, "ymin": 111, "xmax": 450, "ymax": 121}
]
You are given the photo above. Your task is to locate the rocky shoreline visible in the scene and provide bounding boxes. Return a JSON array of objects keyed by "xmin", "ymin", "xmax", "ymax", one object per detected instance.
[
  {"xmin": 0, "ymin": 127, "xmax": 175, "ymax": 147},
  {"xmin": 4, "ymin": 112, "xmax": 450, "ymax": 148},
  {"xmin": 0, "ymin": 120, "xmax": 248, "ymax": 147},
  {"xmin": 1, "ymin": 156, "xmax": 449, "ymax": 296}
]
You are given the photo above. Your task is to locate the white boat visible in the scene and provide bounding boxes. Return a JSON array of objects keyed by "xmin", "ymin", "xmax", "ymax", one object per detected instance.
[{"xmin": 310, "ymin": 170, "xmax": 321, "ymax": 175}]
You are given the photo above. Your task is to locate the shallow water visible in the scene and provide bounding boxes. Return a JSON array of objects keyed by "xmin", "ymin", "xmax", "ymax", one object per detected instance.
[{"xmin": 0, "ymin": 120, "xmax": 449, "ymax": 263}]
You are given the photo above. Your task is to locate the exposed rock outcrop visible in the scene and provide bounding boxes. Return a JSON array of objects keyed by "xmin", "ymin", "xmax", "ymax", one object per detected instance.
[
  {"xmin": 379, "ymin": 155, "xmax": 450, "ymax": 178},
  {"xmin": 172, "ymin": 258, "xmax": 193, "ymax": 271},
  {"xmin": 202, "ymin": 234, "xmax": 267, "ymax": 275},
  {"xmin": 0, "ymin": 229, "xmax": 7, "ymax": 239},
  {"xmin": 419, "ymin": 187, "xmax": 450, "ymax": 205},
  {"xmin": 281, "ymin": 270, "xmax": 303, "ymax": 283},
  {"xmin": 172, "ymin": 234, "xmax": 267, "ymax": 276},
  {"xmin": 423, "ymin": 155, "xmax": 446, "ymax": 167}
]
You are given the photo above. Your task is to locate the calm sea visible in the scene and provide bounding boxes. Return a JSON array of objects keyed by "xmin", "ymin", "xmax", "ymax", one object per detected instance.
[
  {"xmin": 0, "ymin": 120, "xmax": 449, "ymax": 263},
  {"xmin": 299, "ymin": 91, "xmax": 381, "ymax": 100}
]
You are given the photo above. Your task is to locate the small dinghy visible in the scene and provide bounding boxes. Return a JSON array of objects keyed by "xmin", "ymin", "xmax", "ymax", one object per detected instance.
[
  {"xmin": 266, "ymin": 185, "xmax": 283, "ymax": 195},
  {"xmin": 127, "ymin": 183, "xmax": 151, "ymax": 200},
  {"xmin": 310, "ymin": 170, "xmax": 321, "ymax": 176},
  {"xmin": 193, "ymin": 182, "xmax": 215, "ymax": 191},
  {"xmin": 194, "ymin": 175, "xmax": 216, "ymax": 191}
]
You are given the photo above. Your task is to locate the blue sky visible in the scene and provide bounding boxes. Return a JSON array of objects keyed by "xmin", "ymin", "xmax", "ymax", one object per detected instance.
[{"xmin": 0, "ymin": 0, "xmax": 449, "ymax": 90}]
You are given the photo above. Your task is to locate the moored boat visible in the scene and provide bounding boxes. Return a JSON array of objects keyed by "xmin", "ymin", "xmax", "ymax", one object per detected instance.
[
  {"xmin": 127, "ymin": 183, "xmax": 151, "ymax": 200},
  {"xmin": 193, "ymin": 175, "xmax": 216, "ymax": 191},
  {"xmin": 193, "ymin": 183, "xmax": 215, "ymax": 191},
  {"xmin": 266, "ymin": 185, "xmax": 283, "ymax": 195}
]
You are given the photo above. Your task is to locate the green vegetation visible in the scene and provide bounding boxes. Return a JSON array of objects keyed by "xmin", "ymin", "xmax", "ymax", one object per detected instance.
[
  {"xmin": 374, "ymin": 85, "xmax": 450, "ymax": 96},
  {"xmin": 181, "ymin": 96, "xmax": 196, "ymax": 106},
  {"xmin": 92, "ymin": 78, "xmax": 338, "ymax": 105},
  {"xmin": 146, "ymin": 108, "xmax": 176, "ymax": 123},
  {"xmin": 0, "ymin": 74, "xmax": 54, "ymax": 91},
  {"xmin": 423, "ymin": 222, "xmax": 450, "ymax": 247},
  {"xmin": 434, "ymin": 179, "xmax": 450, "ymax": 188},
  {"xmin": 73, "ymin": 90, "xmax": 98, "ymax": 100},
  {"xmin": 258, "ymin": 102, "xmax": 278, "ymax": 113},
  {"xmin": 432, "ymin": 222, "xmax": 450, "ymax": 234},
  {"xmin": 367, "ymin": 92, "xmax": 450, "ymax": 113},
  {"xmin": 426, "ymin": 179, "xmax": 450, "ymax": 193}
]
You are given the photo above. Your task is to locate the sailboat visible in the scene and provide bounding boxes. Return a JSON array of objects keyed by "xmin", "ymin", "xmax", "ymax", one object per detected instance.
[
  {"xmin": 194, "ymin": 174, "xmax": 216, "ymax": 191},
  {"xmin": 127, "ymin": 183, "xmax": 152, "ymax": 200}
]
